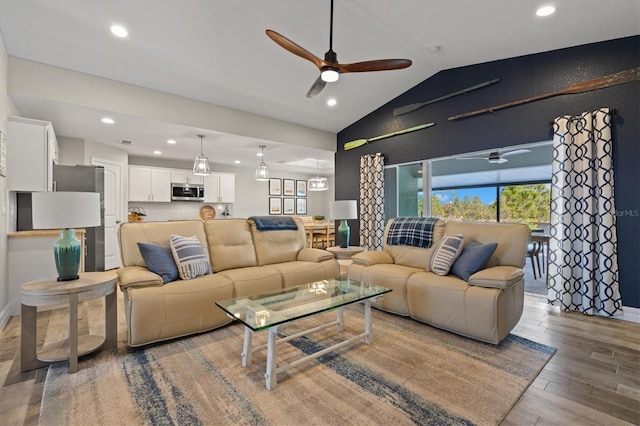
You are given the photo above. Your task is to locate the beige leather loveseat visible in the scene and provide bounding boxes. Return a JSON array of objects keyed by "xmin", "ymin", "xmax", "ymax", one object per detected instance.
[
  {"xmin": 348, "ymin": 219, "xmax": 529, "ymax": 344},
  {"xmin": 117, "ymin": 218, "xmax": 339, "ymax": 346}
]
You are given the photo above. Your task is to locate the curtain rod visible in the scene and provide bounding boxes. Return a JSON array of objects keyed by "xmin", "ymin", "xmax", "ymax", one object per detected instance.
[{"xmin": 548, "ymin": 108, "xmax": 617, "ymax": 126}]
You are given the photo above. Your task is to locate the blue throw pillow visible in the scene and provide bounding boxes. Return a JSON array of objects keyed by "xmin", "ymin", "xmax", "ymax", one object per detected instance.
[
  {"xmin": 137, "ymin": 242, "xmax": 180, "ymax": 284},
  {"xmin": 451, "ymin": 240, "xmax": 498, "ymax": 281}
]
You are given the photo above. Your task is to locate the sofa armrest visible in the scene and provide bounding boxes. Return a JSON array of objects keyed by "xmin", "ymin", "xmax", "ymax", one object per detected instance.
[
  {"xmin": 117, "ymin": 266, "xmax": 164, "ymax": 291},
  {"xmin": 468, "ymin": 266, "xmax": 524, "ymax": 289},
  {"xmin": 297, "ymin": 247, "xmax": 335, "ymax": 262},
  {"xmin": 351, "ymin": 251, "xmax": 394, "ymax": 267}
]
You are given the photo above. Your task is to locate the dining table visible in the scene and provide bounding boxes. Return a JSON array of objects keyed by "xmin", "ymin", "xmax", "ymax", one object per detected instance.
[{"xmin": 303, "ymin": 223, "xmax": 335, "ymax": 248}]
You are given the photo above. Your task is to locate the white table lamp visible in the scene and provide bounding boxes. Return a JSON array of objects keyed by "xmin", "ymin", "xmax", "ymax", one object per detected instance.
[
  {"xmin": 330, "ymin": 200, "xmax": 358, "ymax": 248},
  {"xmin": 32, "ymin": 192, "xmax": 101, "ymax": 281}
]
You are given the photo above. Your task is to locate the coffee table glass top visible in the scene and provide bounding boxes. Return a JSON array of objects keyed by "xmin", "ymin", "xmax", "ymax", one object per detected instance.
[{"xmin": 216, "ymin": 278, "xmax": 390, "ymax": 331}]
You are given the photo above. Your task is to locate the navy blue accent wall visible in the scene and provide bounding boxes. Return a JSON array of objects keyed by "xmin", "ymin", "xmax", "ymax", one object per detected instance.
[{"xmin": 336, "ymin": 36, "xmax": 639, "ymax": 308}]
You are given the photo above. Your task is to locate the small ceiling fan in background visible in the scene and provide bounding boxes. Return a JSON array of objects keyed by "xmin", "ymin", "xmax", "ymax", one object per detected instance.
[
  {"xmin": 265, "ymin": 0, "xmax": 412, "ymax": 98},
  {"xmin": 456, "ymin": 149, "xmax": 531, "ymax": 164}
]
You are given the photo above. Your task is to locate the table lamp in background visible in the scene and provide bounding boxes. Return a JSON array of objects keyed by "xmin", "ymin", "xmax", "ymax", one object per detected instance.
[
  {"xmin": 330, "ymin": 200, "xmax": 358, "ymax": 248},
  {"xmin": 32, "ymin": 192, "xmax": 101, "ymax": 281}
]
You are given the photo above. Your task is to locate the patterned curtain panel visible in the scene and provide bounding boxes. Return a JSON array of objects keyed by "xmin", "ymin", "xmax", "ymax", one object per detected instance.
[
  {"xmin": 359, "ymin": 153, "xmax": 385, "ymax": 250},
  {"xmin": 548, "ymin": 107, "xmax": 623, "ymax": 316}
]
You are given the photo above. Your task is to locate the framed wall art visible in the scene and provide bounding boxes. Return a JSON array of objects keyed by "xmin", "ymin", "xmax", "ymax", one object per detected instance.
[
  {"xmin": 283, "ymin": 179, "xmax": 295, "ymax": 196},
  {"xmin": 283, "ymin": 197, "xmax": 295, "ymax": 215},
  {"xmin": 269, "ymin": 178, "xmax": 282, "ymax": 196},
  {"xmin": 296, "ymin": 198, "xmax": 307, "ymax": 215},
  {"xmin": 269, "ymin": 197, "xmax": 282, "ymax": 215},
  {"xmin": 296, "ymin": 180, "xmax": 307, "ymax": 197}
]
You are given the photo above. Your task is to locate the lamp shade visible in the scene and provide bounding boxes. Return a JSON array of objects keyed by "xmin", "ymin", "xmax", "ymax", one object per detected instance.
[
  {"xmin": 32, "ymin": 192, "xmax": 101, "ymax": 281},
  {"xmin": 32, "ymin": 192, "xmax": 101, "ymax": 229},
  {"xmin": 330, "ymin": 200, "xmax": 358, "ymax": 220}
]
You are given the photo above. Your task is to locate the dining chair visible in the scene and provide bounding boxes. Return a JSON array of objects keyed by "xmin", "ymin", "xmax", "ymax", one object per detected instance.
[{"xmin": 527, "ymin": 241, "xmax": 542, "ymax": 280}]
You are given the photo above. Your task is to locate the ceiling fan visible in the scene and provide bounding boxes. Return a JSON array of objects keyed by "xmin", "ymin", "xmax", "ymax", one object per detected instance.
[
  {"xmin": 456, "ymin": 149, "xmax": 531, "ymax": 164},
  {"xmin": 265, "ymin": 0, "xmax": 412, "ymax": 98}
]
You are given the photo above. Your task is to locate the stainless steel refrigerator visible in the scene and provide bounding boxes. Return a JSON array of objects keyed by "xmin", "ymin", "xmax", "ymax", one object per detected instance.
[{"xmin": 18, "ymin": 165, "xmax": 106, "ymax": 272}]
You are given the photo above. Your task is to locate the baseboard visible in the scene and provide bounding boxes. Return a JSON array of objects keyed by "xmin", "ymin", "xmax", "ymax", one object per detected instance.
[{"xmin": 614, "ymin": 305, "xmax": 640, "ymax": 323}]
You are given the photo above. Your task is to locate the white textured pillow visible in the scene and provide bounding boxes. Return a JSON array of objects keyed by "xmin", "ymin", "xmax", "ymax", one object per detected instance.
[
  {"xmin": 429, "ymin": 234, "xmax": 464, "ymax": 276},
  {"xmin": 169, "ymin": 235, "xmax": 211, "ymax": 280}
]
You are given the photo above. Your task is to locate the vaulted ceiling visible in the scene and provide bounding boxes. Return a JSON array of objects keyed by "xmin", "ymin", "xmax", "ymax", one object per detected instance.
[{"xmin": 1, "ymin": 0, "xmax": 637, "ymax": 174}]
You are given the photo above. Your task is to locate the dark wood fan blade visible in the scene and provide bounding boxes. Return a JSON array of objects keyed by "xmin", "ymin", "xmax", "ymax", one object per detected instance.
[
  {"xmin": 306, "ymin": 76, "xmax": 326, "ymax": 98},
  {"xmin": 265, "ymin": 29, "xmax": 323, "ymax": 69},
  {"xmin": 339, "ymin": 59, "xmax": 412, "ymax": 73}
]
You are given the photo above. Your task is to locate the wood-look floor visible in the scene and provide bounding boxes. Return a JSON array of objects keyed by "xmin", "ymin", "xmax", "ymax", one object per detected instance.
[{"xmin": 0, "ymin": 288, "xmax": 638, "ymax": 425}]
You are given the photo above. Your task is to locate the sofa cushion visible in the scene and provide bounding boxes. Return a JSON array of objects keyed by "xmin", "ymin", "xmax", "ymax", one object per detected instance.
[
  {"xmin": 118, "ymin": 220, "xmax": 207, "ymax": 268},
  {"xmin": 451, "ymin": 240, "xmax": 498, "ymax": 281},
  {"xmin": 137, "ymin": 242, "xmax": 179, "ymax": 284},
  {"xmin": 383, "ymin": 218, "xmax": 446, "ymax": 269},
  {"xmin": 204, "ymin": 219, "xmax": 257, "ymax": 272},
  {"xmin": 170, "ymin": 235, "xmax": 212, "ymax": 280},
  {"xmin": 429, "ymin": 234, "xmax": 464, "ymax": 275},
  {"xmin": 250, "ymin": 217, "xmax": 306, "ymax": 266}
]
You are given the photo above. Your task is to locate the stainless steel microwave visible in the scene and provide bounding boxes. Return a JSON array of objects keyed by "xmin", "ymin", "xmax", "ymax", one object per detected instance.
[{"xmin": 171, "ymin": 183, "xmax": 204, "ymax": 201}]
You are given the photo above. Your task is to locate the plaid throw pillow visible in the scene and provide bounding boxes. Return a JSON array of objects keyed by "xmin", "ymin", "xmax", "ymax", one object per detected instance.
[
  {"xmin": 169, "ymin": 235, "xmax": 211, "ymax": 280},
  {"xmin": 386, "ymin": 217, "xmax": 439, "ymax": 248},
  {"xmin": 429, "ymin": 234, "xmax": 464, "ymax": 276}
]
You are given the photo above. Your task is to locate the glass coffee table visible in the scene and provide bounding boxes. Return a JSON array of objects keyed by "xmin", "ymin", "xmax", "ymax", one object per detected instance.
[{"xmin": 216, "ymin": 278, "xmax": 391, "ymax": 390}]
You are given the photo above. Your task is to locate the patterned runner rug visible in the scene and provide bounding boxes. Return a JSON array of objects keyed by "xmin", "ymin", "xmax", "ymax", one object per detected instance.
[{"xmin": 39, "ymin": 306, "xmax": 555, "ymax": 425}]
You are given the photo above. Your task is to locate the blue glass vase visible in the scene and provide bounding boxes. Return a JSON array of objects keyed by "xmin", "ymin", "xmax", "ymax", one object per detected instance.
[
  {"xmin": 54, "ymin": 229, "xmax": 81, "ymax": 281},
  {"xmin": 338, "ymin": 219, "xmax": 350, "ymax": 248}
]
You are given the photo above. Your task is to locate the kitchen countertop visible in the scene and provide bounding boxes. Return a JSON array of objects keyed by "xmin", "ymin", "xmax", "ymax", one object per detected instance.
[{"xmin": 8, "ymin": 229, "xmax": 86, "ymax": 238}]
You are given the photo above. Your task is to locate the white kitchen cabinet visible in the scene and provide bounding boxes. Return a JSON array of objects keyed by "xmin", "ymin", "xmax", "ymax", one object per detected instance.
[
  {"xmin": 204, "ymin": 173, "xmax": 235, "ymax": 203},
  {"xmin": 129, "ymin": 166, "xmax": 171, "ymax": 202},
  {"xmin": 170, "ymin": 170, "xmax": 204, "ymax": 185},
  {"xmin": 7, "ymin": 116, "xmax": 59, "ymax": 192}
]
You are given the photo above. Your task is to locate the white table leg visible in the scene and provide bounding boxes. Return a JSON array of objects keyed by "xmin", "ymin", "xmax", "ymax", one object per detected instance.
[
  {"xmin": 265, "ymin": 327, "xmax": 278, "ymax": 390},
  {"xmin": 336, "ymin": 307, "xmax": 344, "ymax": 332},
  {"xmin": 242, "ymin": 326, "xmax": 253, "ymax": 367},
  {"xmin": 69, "ymin": 293, "xmax": 79, "ymax": 374},
  {"xmin": 364, "ymin": 299, "xmax": 373, "ymax": 345}
]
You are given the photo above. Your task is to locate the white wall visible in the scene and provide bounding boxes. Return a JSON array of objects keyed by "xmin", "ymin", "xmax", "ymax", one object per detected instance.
[{"xmin": 0, "ymin": 31, "xmax": 21, "ymax": 329}]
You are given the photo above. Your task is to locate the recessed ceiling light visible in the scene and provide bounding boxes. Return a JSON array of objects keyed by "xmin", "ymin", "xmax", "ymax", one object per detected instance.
[
  {"xmin": 101, "ymin": 117, "xmax": 115, "ymax": 124},
  {"xmin": 110, "ymin": 24, "xmax": 128, "ymax": 38},
  {"xmin": 166, "ymin": 139, "xmax": 177, "ymax": 144},
  {"xmin": 536, "ymin": 5, "xmax": 556, "ymax": 16},
  {"xmin": 234, "ymin": 160, "xmax": 241, "ymax": 164},
  {"xmin": 153, "ymin": 150, "xmax": 162, "ymax": 155},
  {"xmin": 327, "ymin": 98, "xmax": 337, "ymax": 107}
]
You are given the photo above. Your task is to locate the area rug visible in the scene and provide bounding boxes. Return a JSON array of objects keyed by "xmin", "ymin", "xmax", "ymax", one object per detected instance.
[{"xmin": 39, "ymin": 306, "xmax": 555, "ymax": 425}]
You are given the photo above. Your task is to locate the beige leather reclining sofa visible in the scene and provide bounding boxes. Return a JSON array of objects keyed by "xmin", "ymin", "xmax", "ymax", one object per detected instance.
[
  {"xmin": 348, "ymin": 219, "xmax": 530, "ymax": 344},
  {"xmin": 117, "ymin": 218, "xmax": 339, "ymax": 347}
]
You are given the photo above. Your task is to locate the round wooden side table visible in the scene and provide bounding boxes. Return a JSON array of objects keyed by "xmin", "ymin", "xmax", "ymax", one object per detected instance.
[
  {"xmin": 20, "ymin": 271, "xmax": 118, "ymax": 374},
  {"xmin": 326, "ymin": 246, "xmax": 366, "ymax": 276}
]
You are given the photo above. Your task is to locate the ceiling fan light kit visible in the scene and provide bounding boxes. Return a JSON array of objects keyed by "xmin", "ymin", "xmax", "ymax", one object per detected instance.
[{"xmin": 266, "ymin": 0, "xmax": 411, "ymax": 98}]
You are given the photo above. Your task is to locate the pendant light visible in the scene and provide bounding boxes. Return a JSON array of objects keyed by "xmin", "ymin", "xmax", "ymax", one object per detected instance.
[
  {"xmin": 255, "ymin": 145, "xmax": 270, "ymax": 181},
  {"xmin": 193, "ymin": 134, "xmax": 211, "ymax": 176},
  {"xmin": 308, "ymin": 159, "xmax": 329, "ymax": 191}
]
